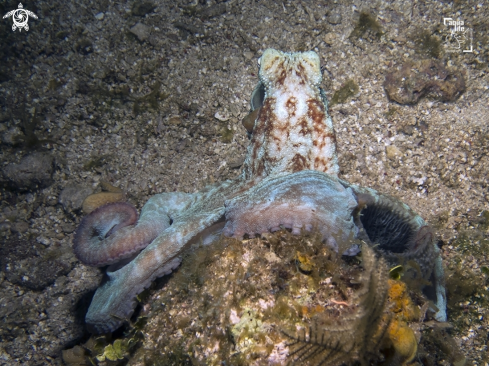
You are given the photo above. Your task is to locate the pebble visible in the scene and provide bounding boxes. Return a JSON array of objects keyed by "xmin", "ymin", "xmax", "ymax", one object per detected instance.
[
  {"xmin": 327, "ymin": 12, "xmax": 342, "ymax": 25},
  {"xmin": 37, "ymin": 236, "xmax": 51, "ymax": 246},
  {"xmin": 130, "ymin": 22, "xmax": 151, "ymax": 42},
  {"xmin": 215, "ymin": 111, "xmax": 230, "ymax": 121},
  {"xmin": 95, "ymin": 12, "xmax": 104, "ymax": 20},
  {"xmin": 243, "ymin": 51, "xmax": 254, "ymax": 61},
  {"xmin": 61, "ymin": 223, "xmax": 75, "ymax": 234},
  {"xmin": 168, "ymin": 116, "xmax": 182, "ymax": 126},
  {"xmin": 324, "ymin": 32, "xmax": 337, "ymax": 45},
  {"xmin": 386, "ymin": 145, "xmax": 402, "ymax": 160}
]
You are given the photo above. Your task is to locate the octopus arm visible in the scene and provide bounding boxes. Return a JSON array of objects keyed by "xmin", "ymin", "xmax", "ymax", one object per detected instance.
[
  {"xmin": 343, "ymin": 181, "xmax": 447, "ymax": 322},
  {"xmin": 83, "ymin": 190, "xmax": 230, "ymax": 333},
  {"xmin": 73, "ymin": 193, "xmax": 193, "ymax": 267},
  {"xmin": 223, "ymin": 170, "xmax": 358, "ymax": 245}
]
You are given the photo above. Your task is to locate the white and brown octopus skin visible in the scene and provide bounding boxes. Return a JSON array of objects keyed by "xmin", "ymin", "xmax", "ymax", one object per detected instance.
[{"xmin": 73, "ymin": 49, "xmax": 446, "ymax": 333}]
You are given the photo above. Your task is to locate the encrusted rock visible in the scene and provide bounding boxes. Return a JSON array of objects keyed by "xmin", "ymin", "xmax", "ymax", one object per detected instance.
[{"xmin": 384, "ymin": 60, "xmax": 465, "ymax": 104}]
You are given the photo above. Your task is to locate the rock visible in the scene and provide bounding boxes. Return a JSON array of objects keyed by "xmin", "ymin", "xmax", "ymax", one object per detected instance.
[
  {"xmin": 59, "ymin": 185, "xmax": 94, "ymax": 214},
  {"xmin": 1, "ymin": 152, "xmax": 54, "ymax": 191},
  {"xmin": 123, "ymin": 235, "xmax": 416, "ymax": 365},
  {"xmin": 384, "ymin": 60, "xmax": 465, "ymax": 104},
  {"xmin": 62, "ymin": 346, "xmax": 88, "ymax": 366},
  {"xmin": 130, "ymin": 22, "xmax": 151, "ymax": 42}
]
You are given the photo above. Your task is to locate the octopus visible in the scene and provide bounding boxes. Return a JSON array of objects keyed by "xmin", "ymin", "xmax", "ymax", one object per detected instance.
[{"xmin": 74, "ymin": 49, "xmax": 446, "ymax": 334}]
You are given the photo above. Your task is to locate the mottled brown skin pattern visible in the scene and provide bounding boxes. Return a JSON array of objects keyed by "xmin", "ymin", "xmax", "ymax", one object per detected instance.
[{"xmin": 242, "ymin": 49, "xmax": 339, "ymax": 182}]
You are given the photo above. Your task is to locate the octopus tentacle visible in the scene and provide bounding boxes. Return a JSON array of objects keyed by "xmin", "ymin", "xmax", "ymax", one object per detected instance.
[
  {"xmin": 73, "ymin": 193, "xmax": 193, "ymax": 267},
  {"xmin": 345, "ymin": 182, "xmax": 447, "ymax": 321},
  {"xmin": 345, "ymin": 182, "xmax": 435, "ymax": 269},
  {"xmin": 85, "ymin": 206, "xmax": 226, "ymax": 333},
  {"xmin": 223, "ymin": 170, "xmax": 358, "ymax": 243},
  {"xmin": 84, "ymin": 182, "xmax": 236, "ymax": 333}
]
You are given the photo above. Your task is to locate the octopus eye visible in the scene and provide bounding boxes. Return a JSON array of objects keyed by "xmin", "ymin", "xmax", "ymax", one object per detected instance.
[
  {"xmin": 251, "ymin": 81, "xmax": 265, "ymax": 111},
  {"xmin": 241, "ymin": 82, "xmax": 266, "ymax": 136}
]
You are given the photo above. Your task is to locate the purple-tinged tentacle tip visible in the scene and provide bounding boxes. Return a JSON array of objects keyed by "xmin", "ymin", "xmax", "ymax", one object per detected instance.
[{"xmin": 73, "ymin": 202, "xmax": 139, "ymax": 267}]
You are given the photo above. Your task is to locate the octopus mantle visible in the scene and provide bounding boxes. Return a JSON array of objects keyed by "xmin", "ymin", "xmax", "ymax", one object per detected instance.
[{"xmin": 74, "ymin": 49, "xmax": 446, "ymax": 333}]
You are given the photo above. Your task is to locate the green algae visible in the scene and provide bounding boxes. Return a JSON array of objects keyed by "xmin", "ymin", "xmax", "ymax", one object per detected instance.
[
  {"xmin": 219, "ymin": 124, "xmax": 234, "ymax": 143},
  {"xmin": 12, "ymin": 105, "xmax": 57, "ymax": 150},
  {"xmin": 132, "ymin": 81, "xmax": 170, "ymax": 115},
  {"xmin": 445, "ymin": 229, "xmax": 489, "ymax": 312},
  {"xmin": 330, "ymin": 79, "xmax": 359, "ymax": 106},
  {"xmin": 82, "ymin": 154, "xmax": 112, "ymax": 171},
  {"xmin": 74, "ymin": 316, "xmax": 148, "ymax": 365},
  {"xmin": 96, "ymin": 339, "xmax": 125, "ymax": 362},
  {"xmin": 384, "ymin": 106, "xmax": 398, "ymax": 120},
  {"xmin": 413, "ymin": 29, "xmax": 442, "ymax": 58},
  {"xmin": 349, "ymin": 11, "xmax": 383, "ymax": 41}
]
